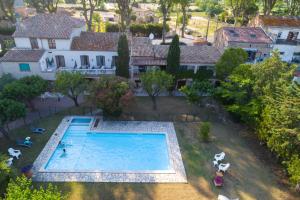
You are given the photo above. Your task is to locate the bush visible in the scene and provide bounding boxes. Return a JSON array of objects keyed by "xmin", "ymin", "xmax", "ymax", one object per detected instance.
[
  {"xmin": 287, "ymin": 155, "xmax": 300, "ymax": 187},
  {"xmin": 105, "ymin": 23, "xmax": 120, "ymax": 32},
  {"xmin": 0, "ymin": 27, "xmax": 15, "ymax": 35},
  {"xmin": 199, "ymin": 122, "xmax": 211, "ymax": 142}
]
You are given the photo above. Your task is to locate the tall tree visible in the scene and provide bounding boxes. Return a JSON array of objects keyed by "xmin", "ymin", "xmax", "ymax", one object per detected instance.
[
  {"xmin": 285, "ymin": 0, "xmax": 300, "ymax": 15},
  {"xmin": 166, "ymin": 34, "xmax": 180, "ymax": 77},
  {"xmin": 140, "ymin": 70, "xmax": 173, "ymax": 110},
  {"xmin": 89, "ymin": 76, "xmax": 133, "ymax": 116},
  {"xmin": 25, "ymin": 0, "xmax": 60, "ymax": 13},
  {"xmin": 0, "ymin": 73, "xmax": 15, "ymax": 92},
  {"xmin": 158, "ymin": 0, "xmax": 173, "ymax": 44},
  {"xmin": 226, "ymin": 0, "xmax": 257, "ymax": 24},
  {"xmin": 0, "ymin": 0, "xmax": 14, "ymax": 22},
  {"xmin": 116, "ymin": 34, "xmax": 130, "ymax": 78},
  {"xmin": 80, "ymin": 0, "xmax": 102, "ymax": 31},
  {"xmin": 55, "ymin": 71, "xmax": 87, "ymax": 107},
  {"xmin": 178, "ymin": 0, "xmax": 191, "ymax": 38},
  {"xmin": 215, "ymin": 48, "xmax": 248, "ymax": 80},
  {"xmin": 115, "ymin": 0, "xmax": 132, "ymax": 31},
  {"xmin": 262, "ymin": 0, "xmax": 277, "ymax": 15},
  {"xmin": 0, "ymin": 99, "xmax": 26, "ymax": 140}
]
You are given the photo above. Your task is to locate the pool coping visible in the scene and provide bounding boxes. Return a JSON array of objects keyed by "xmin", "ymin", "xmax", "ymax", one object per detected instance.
[{"xmin": 32, "ymin": 116, "xmax": 187, "ymax": 183}]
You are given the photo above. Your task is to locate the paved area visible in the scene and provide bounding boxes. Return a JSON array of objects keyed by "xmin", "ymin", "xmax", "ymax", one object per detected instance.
[{"xmin": 32, "ymin": 116, "xmax": 187, "ymax": 183}]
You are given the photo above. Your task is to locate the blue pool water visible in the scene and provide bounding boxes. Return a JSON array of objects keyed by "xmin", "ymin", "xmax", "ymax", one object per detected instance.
[
  {"xmin": 71, "ymin": 118, "xmax": 91, "ymax": 124},
  {"xmin": 45, "ymin": 124, "xmax": 170, "ymax": 171}
]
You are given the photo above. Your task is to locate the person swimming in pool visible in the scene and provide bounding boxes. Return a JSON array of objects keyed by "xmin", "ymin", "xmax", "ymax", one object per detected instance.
[
  {"xmin": 58, "ymin": 140, "xmax": 65, "ymax": 148},
  {"xmin": 60, "ymin": 148, "xmax": 67, "ymax": 157}
]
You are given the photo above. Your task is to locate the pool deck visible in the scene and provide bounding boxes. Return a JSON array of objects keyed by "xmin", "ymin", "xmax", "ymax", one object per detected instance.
[{"xmin": 32, "ymin": 116, "xmax": 187, "ymax": 183}]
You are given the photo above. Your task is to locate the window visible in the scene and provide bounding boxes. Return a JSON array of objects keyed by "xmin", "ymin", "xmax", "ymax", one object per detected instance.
[
  {"xmin": 111, "ymin": 56, "xmax": 117, "ymax": 68},
  {"xmin": 246, "ymin": 50, "xmax": 257, "ymax": 62},
  {"xmin": 48, "ymin": 39, "xmax": 56, "ymax": 49},
  {"xmin": 55, "ymin": 55, "xmax": 65, "ymax": 68},
  {"xmin": 280, "ymin": 52, "xmax": 285, "ymax": 55},
  {"xmin": 277, "ymin": 32, "xmax": 282, "ymax": 38},
  {"xmin": 96, "ymin": 55, "xmax": 105, "ymax": 67},
  {"xmin": 80, "ymin": 55, "xmax": 90, "ymax": 67},
  {"xmin": 250, "ymin": 34, "xmax": 256, "ymax": 38},
  {"xmin": 30, "ymin": 38, "xmax": 38, "ymax": 49},
  {"xmin": 287, "ymin": 32, "xmax": 299, "ymax": 41},
  {"xmin": 19, "ymin": 63, "xmax": 30, "ymax": 72}
]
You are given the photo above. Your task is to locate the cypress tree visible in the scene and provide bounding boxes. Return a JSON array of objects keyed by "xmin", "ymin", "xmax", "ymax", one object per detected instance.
[
  {"xmin": 166, "ymin": 34, "xmax": 180, "ymax": 77},
  {"xmin": 116, "ymin": 34, "xmax": 130, "ymax": 78}
]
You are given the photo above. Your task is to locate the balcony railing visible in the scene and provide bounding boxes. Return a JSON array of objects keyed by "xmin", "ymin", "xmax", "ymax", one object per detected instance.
[
  {"xmin": 276, "ymin": 39, "xmax": 300, "ymax": 46},
  {"xmin": 57, "ymin": 67, "xmax": 116, "ymax": 75}
]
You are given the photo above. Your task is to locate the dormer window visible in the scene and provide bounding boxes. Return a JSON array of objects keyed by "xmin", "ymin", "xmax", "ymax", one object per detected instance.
[
  {"xmin": 287, "ymin": 32, "xmax": 299, "ymax": 41},
  {"xmin": 48, "ymin": 39, "xmax": 56, "ymax": 49},
  {"xmin": 30, "ymin": 38, "xmax": 38, "ymax": 49},
  {"xmin": 277, "ymin": 32, "xmax": 282, "ymax": 39}
]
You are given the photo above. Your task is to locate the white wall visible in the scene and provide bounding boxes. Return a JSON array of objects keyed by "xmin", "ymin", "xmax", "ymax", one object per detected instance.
[
  {"xmin": 0, "ymin": 61, "xmax": 55, "ymax": 80},
  {"xmin": 267, "ymin": 27, "xmax": 300, "ymax": 40},
  {"xmin": 273, "ymin": 44, "xmax": 300, "ymax": 62},
  {"xmin": 41, "ymin": 50, "xmax": 118, "ymax": 71},
  {"xmin": 14, "ymin": 37, "xmax": 31, "ymax": 48}
]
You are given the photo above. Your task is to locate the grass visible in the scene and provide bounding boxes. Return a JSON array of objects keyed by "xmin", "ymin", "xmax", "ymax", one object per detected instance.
[{"xmin": 0, "ymin": 97, "xmax": 298, "ymax": 200}]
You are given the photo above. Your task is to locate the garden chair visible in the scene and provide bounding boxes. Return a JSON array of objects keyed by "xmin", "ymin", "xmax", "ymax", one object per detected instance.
[
  {"xmin": 8, "ymin": 148, "xmax": 21, "ymax": 159},
  {"xmin": 218, "ymin": 163, "xmax": 230, "ymax": 172},
  {"xmin": 217, "ymin": 194, "xmax": 239, "ymax": 200},
  {"xmin": 6, "ymin": 157, "xmax": 13, "ymax": 167},
  {"xmin": 214, "ymin": 152, "xmax": 225, "ymax": 162}
]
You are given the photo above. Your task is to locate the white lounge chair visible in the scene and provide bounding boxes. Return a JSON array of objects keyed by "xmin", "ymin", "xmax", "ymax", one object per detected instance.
[
  {"xmin": 8, "ymin": 148, "xmax": 21, "ymax": 159},
  {"xmin": 218, "ymin": 194, "xmax": 239, "ymax": 200},
  {"xmin": 6, "ymin": 157, "xmax": 13, "ymax": 167},
  {"xmin": 218, "ymin": 163, "xmax": 230, "ymax": 172},
  {"xmin": 214, "ymin": 152, "xmax": 225, "ymax": 162}
]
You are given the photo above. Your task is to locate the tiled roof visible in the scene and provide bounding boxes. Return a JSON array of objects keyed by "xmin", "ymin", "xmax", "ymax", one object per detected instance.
[
  {"xmin": 71, "ymin": 32, "xmax": 121, "ymax": 51},
  {"xmin": 0, "ymin": 49, "xmax": 45, "ymax": 62},
  {"xmin": 257, "ymin": 15, "xmax": 300, "ymax": 27},
  {"xmin": 13, "ymin": 13, "xmax": 85, "ymax": 39},
  {"xmin": 218, "ymin": 27, "xmax": 272, "ymax": 43},
  {"xmin": 131, "ymin": 44, "xmax": 221, "ymax": 65}
]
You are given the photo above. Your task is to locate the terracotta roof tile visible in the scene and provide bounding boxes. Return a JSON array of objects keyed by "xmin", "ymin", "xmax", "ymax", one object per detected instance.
[
  {"xmin": 218, "ymin": 27, "xmax": 272, "ymax": 43},
  {"xmin": 0, "ymin": 49, "xmax": 45, "ymax": 62},
  {"xmin": 13, "ymin": 13, "xmax": 85, "ymax": 39}
]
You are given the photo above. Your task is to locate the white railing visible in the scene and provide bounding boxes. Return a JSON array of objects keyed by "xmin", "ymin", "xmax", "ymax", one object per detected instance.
[{"xmin": 57, "ymin": 67, "xmax": 116, "ymax": 75}]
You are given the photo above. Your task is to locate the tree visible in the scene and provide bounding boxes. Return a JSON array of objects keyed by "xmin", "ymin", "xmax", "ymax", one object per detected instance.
[
  {"xmin": 0, "ymin": 99, "xmax": 26, "ymax": 140},
  {"xmin": 4, "ymin": 176, "xmax": 65, "ymax": 200},
  {"xmin": 25, "ymin": 0, "xmax": 60, "ymax": 13},
  {"xmin": 89, "ymin": 76, "xmax": 133, "ymax": 116},
  {"xmin": 158, "ymin": 0, "xmax": 173, "ymax": 44},
  {"xmin": 166, "ymin": 34, "xmax": 180, "ymax": 78},
  {"xmin": 225, "ymin": 0, "xmax": 257, "ymax": 24},
  {"xmin": 262, "ymin": 0, "xmax": 277, "ymax": 15},
  {"xmin": 140, "ymin": 70, "xmax": 173, "ymax": 110},
  {"xmin": 199, "ymin": 122, "xmax": 211, "ymax": 142},
  {"xmin": 285, "ymin": 0, "xmax": 300, "ymax": 15},
  {"xmin": 1, "ymin": 76, "xmax": 47, "ymax": 110},
  {"xmin": 116, "ymin": 34, "xmax": 130, "ymax": 78},
  {"xmin": 216, "ymin": 48, "xmax": 248, "ymax": 80},
  {"xmin": 55, "ymin": 71, "xmax": 87, "ymax": 107},
  {"xmin": 115, "ymin": 0, "xmax": 132, "ymax": 31},
  {"xmin": 178, "ymin": 0, "xmax": 191, "ymax": 38},
  {"xmin": 0, "ymin": 73, "xmax": 15, "ymax": 92},
  {"xmin": 80, "ymin": 0, "xmax": 103, "ymax": 31},
  {"xmin": 0, "ymin": 0, "xmax": 14, "ymax": 22},
  {"xmin": 0, "ymin": 153, "xmax": 13, "ymax": 196}
]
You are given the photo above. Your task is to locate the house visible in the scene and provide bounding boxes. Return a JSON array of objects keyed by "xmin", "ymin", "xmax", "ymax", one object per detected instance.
[
  {"xmin": 249, "ymin": 15, "xmax": 300, "ymax": 63},
  {"xmin": 0, "ymin": 13, "xmax": 118, "ymax": 80},
  {"xmin": 214, "ymin": 27, "xmax": 273, "ymax": 62},
  {"xmin": 131, "ymin": 38, "xmax": 221, "ymax": 87},
  {"xmin": 0, "ymin": 13, "xmax": 221, "ymax": 85}
]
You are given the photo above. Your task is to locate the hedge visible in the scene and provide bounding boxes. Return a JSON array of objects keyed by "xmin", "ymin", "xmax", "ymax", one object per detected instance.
[{"xmin": 0, "ymin": 26, "xmax": 15, "ymax": 35}]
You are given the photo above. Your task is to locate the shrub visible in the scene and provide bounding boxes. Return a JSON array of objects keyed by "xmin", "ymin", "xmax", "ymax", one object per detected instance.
[
  {"xmin": 105, "ymin": 23, "xmax": 120, "ymax": 32},
  {"xmin": 0, "ymin": 27, "xmax": 15, "ymax": 35},
  {"xmin": 199, "ymin": 122, "xmax": 211, "ymax": 142}
]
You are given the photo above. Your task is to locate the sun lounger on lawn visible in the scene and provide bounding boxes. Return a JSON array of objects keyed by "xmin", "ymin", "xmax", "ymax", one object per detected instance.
[
  {"xmin": 6, "ymin": 157, "xmax": 13, "ymax": 167},
  {"xmin": 218, "ymin": 163, "xmax": 230, "ymax": 172},
  {"xmin": 16, "ymin": 139, "xmax": 32, "ymax": 148},
  {"xmin": 214, "ymin": 152, "xmax": 225, "ymax": 162},
  {"xmin": 31, "ymin": 128, "xmax": 46, "ymax": 134},
  {"xmin": 8, "ymin": 148, "xmax": 21, "ymax": 159},
  {"xmin": 218, "ymin": 194, "xmax": 239, "ymax": 200}
]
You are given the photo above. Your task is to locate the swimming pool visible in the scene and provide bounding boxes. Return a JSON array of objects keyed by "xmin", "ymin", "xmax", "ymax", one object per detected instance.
[{"xmin": 44, "ymin": 122, "xmax": 171, "ymax": 172}]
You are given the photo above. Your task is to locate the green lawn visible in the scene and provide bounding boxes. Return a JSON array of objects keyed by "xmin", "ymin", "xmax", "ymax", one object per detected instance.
[{"xmin": 0, "ymin": 97, "xmax": 298, "ymax": 200}]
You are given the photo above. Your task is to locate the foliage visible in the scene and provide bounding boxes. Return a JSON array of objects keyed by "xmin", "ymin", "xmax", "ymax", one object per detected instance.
[
  {"xmin": 105, "ymin": 23, "xmax": 120, "ymax": 32},
  {"xmin": 166, "ymin": 34, "xmax": 180, "ymax": 78},
  {"xmin": 115, "ymin": 0, "xmax": 132, "ymax": 31},
  {"xmin": 0, "ymin": 73, "xmax": 15, "ymax": 92},
  {"xmin": 216, "ymin": 53, "xmax": 300, "ymax": 187},
  {"xmin": 116, "ymin": 34, "xmax": 130, "ymax": 78},
  {"xmin": 80, "ymin": 0, "xmax": 103, "ymax": 31},
  {"xmin": 0, "ymin": 153, "xmax": 12, "ymax": 197},
  {"xmin": 197, "ymin": 0, "xmax": 224, "ymax": 17},
  {"xmin": 140, "ymin": 70, "xmax": 173, "ymax": 110},
  {"xmin": 180, "ymin": 80, "xmax": 214, "ymax": 104},
  {"xmin": 4, "ymin": 175, "xmax": 65, "ymax": 200},
  {"xmin": 0, "ymin": 26, "xmax": 15, "ymax": 35},
  {"xmin": 25, "ymin": 0, "xmax": 60, "ymax": 13},
  {"xmin": 55, "ymin": 71, "xmax": 87, "ymax": 107},
  {"xmin": 199, "ymin": 122, "xmax": 210, "ymax": 142},
  {"xmin": 89, "ymin": 76, "xmax": 133, "ymax": 116},
  {"xmin": 287, "ymin": 155, "xmax": 300, "ymax": 186},
  {"xmin": 158, "ymin": 0, "xmax": 173, "ymax": 43},
  {"xmin": 129, "ymin": 23, "xmax": 170, "ymax": 38},
  {"xmin": 216, "ymin": 48, "xmax": 248, "ymax": 80},
  {"xmin": 0, "ymin": 0, "xmax": 15, "ymax": 22},
  {"xmin": 1, "ymin": 76, "xmax": 47, "ymax": 109}
]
